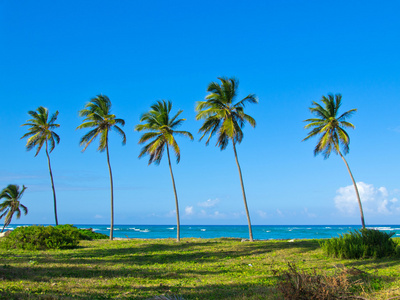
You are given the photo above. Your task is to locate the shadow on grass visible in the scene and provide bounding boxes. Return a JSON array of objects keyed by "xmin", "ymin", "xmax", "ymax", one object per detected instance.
[
  {"xmin": 0, "ymin": 281, "xmax": 279, "ymax": 300},
  {"xmin": 0, "ymin": 238, "xmax": 321, "ymax": 267},
  {"xmin": 344, "ymin": 255, "xmax": 400, "ymax": 269},
  {"xmin": 0, "ymin": 262, "xmax": 242, "ymax": 281},
  {"xmin": 62, "ymin": 239, "xmax": 321, "ymax": 265}
]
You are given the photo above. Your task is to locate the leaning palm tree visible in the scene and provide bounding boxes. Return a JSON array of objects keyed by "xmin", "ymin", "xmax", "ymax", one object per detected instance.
[
  {"xmin": 303, "ymin": 94, "xmax": 365, "ymax": 228},
  {"xmin": 21, "ymin": 106, "xmax": 60, "ymax": 225},
  {"xmin": 135, "ymin": 100, "xmax": 193, "ymax": 242},
  {"xmin": 0, "ymin": 184, "xmax": 28, "ymax": 233},
  {"xmin": 195, "ymin": 77, "xmax": 258, "ymax": 242},
  {"xmin": 76, "ymin": 95, "xmax": 126, "ymax": 240}
]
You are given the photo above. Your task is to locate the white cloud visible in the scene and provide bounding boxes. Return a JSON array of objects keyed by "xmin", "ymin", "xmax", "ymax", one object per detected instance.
[
  {"xmin": 198, "ymin": 198, "xmax": 219, "ymax": 208},
  {"xmin": 165, "ymin": 210, "xmax": 176, "ymax": 217},
  {"xmin": 94, "ymin": 214, "xmax": 103, "ymax": 219},
  {"xmin": 302, "ymin": 208, "xmax": 316, "ymax": 218},
  {"xmin": 185, "ymin": 206, "xmax": 194, "ymax": 215},
  {"xmin": 257, "ymin": 210, "xmax": 267, "ymax": 218},
  {"xmin": 334, "ymin": 182, "xmax": 400, "ymax": 215},
  {"xmin": 276, "ymin": 209, "xmax": 283, "ymax": 216}
]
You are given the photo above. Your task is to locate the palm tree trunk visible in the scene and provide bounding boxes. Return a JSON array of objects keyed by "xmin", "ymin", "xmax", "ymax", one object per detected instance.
[
  {"xmin": 2, "ymin": 217, "xmax": 11, "ymax": 233},
  {"xmin": 339, "ymin": 151, "xmax": 365, "ymax": 229},
  {"xmin": 166, "ymin": 146, "xmax": 180, "ymax": 242},
  {"xmin": 232, "ymin": 139, "xmax": 254, "ymax": 242},
  {"xmin": 45, "ymin": 141, "xmax": 58, "ymax": 225},
  {"xmin": 106, "ymin": 141, "xmax": 114, "ymax": 240}
]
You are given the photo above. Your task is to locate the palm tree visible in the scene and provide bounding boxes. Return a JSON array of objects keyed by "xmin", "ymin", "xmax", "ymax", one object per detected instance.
[
  {"xmin": 0, "ymin": 184, "xmax": 28, "ymax": 232},
  {"xmin": 76, "ymin": 95, "xmax": 126, "ymax": 240},
  {"xmin": 21, "ymin": 106, "xmax": 60, "ymax": 225},
  {"xmin": 195, "ymin": 77, "xmax": 258, "ymax": 242},
  {"xmin": 303, "ymin": 94, "xmax": 365, "ymax": 228},
  {"xmin": 135, "ymin": 100, "xmax": 193, "ymax": 242}
]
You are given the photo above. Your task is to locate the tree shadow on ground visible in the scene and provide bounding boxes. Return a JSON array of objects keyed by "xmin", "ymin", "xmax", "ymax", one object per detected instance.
[
  {"xmin": 344, "ymin": 255, "xmax": 400, "ymax": 269},
  {"xmin": 59, "ymin": 239, "xmax": 321, "ymax": 265},
  {"xmin": 0, "ymin": 238, "xmax": 321, "ymax": 268},
  {"xmin": 0, "ymin": 281, "xmax": 280, "ymax": 300}
]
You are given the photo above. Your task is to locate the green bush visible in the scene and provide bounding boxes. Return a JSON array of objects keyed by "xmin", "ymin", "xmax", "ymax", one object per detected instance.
[
  {"xmin": 0, "ymin": 225, "xmax": 81, "ymax": 250},
  {"xmin": 54, "ymin": 224, "xmax": 108, "ymax": 240},
  {"xmin": 78, "ymin": 227, "xmax": 109, "ymax": 240},
  {"xmin": 320, "ymin": 228, "xmax": 399, "ymax": 259}
]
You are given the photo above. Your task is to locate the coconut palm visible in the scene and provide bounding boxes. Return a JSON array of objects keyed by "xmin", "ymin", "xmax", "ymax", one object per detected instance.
[
  {"xmin": 195, "ymin": 77, "xmax": 258, "ymax": 242},
  {"xmin": 0, "ymin": 184, "xmax": 28, "ymax": 232},
  {"xmin": 21, "ymin": 106, "xmax": 60, "ymax": 225},
  {"xmin": 303, "ymin": 94, "xmax": 365, "ymax": 228},
  {"xmin": 135, "ymin": 100, "xmax": 193, "ymax": 242},
  {"xmin": 76, "ymin": 95, "xmax": 126, "ymax": 240}
]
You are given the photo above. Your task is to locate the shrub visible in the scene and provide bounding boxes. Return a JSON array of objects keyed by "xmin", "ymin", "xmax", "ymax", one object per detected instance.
[
  {"xmin": 0, "ymin": 225, "xmax": 80, "ymax": 250},
  {"xmin": 77, "ymin": 228, "xmax": 109, "ymax": 240},
  {"xmin": 320, "ymin": 228, "xmax": 399, "ymax": 259},
  {"xmin": 55, "ymin": 224, "xmax": 108, "ymax": 240}
]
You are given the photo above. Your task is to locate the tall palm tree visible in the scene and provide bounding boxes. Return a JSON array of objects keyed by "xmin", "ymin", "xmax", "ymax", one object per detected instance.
[
  {"xmin": 303, "ymin": 94, "xmax": 365, "ymax": 228},
  {"xmin": 195, "ymin": 77, "xmax": 258, "ymax": 242},
  {"xmin": 0, "ymin": 184, "xmax": 28, "ymax": 232},
  {"xmin": 21, "ymin": 106, "xmax": 60, "ymax": 225},
  {"xmin": 76, "ymin": 95, "xmax": 126, "ymax": 240},
  {"xmin": 135, "ymin": 100, "xmax": 193, "ymax": 242}
]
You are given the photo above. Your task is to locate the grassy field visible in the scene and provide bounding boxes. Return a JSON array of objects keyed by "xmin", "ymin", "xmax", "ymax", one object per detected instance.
[{"xmin": 0, "ymin": 238, "xmax": 399, "ymax": 299}]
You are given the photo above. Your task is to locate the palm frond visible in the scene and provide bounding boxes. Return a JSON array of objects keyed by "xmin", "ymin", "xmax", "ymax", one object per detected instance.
[
  {"xmin": 234, "ymin": 94, "xmax": 258, "ymax": 108},
  {"xmin": 174, "ymin": 131, "xmax": 194, "ymax": 140},
  {"xmin": 170, "ymin": 139, "xmax": 181, "ymax": 163},
  {"xmin": 138, "ymin": 132, "xmax": 161, "ymax": 144},
  {"xmin": 113, "ymin": 125, "xmax": 126, "ymax": 145},
  {"xmin": 99, "ymin": 129, "xmax": 108, "ymax": 152},
  {"xmin": 337, "ymin": 109, "xmax": 357, "ymax": 122}
]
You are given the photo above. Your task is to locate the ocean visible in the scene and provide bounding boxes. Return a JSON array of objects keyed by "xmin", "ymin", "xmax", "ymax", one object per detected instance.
[{"xmin": 4, "ymin": 224, "xmax": 400, "ymax": 240}]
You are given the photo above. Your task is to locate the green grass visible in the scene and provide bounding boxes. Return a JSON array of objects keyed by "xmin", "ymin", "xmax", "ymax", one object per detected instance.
[{"xmin": 0, "ymin": 238, "xmax": 399, "ymax": 299}]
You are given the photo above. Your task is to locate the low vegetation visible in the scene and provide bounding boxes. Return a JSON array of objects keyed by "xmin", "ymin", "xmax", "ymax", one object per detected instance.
[
  {"xmin": 0, "ymin": 238, "xmax": 399, "ymax": 299},
  {"xmin": 55, "ymin": 225, "xmax": 109, "ymax": 241},
  {"xmin": 0, "ymin": 225, "xmax": 108, "ymax": 250},
  {"xmin": 320, "ymin": 228, "xmax": 400, "ymax": 259}
]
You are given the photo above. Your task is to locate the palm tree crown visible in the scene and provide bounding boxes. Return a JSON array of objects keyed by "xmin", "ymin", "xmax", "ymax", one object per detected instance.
[
  {"xmin": 303, "ymin": 94, "xmax": 356, "ymax": 158},
  {"xmin": 21, "ymin": 106, "xmax": 60, "ymax": 156},
  {"xmin": 195, "ymin": 77, "xmax": 257, "ymax": 149},
  {"xmin": 136, "ymin": 100, "xmax": 193, "ymax": 164},
  {"xmin": 77, "ymin": 95, "xmax": 126, "ymax": 151},
  {"xmin": 0, "ymin": 184, "xmax": 28, "ymax": 232}
]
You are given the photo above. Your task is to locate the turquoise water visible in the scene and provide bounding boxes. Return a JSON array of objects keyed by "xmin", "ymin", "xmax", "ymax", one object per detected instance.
[{"xmin": 4, "ymin": 224, "xmax": 400, "ymax": 240}]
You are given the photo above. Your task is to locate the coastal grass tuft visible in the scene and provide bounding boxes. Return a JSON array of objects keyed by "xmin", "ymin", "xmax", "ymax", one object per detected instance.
[
  {"xmin": 320, "ymin": 228, "xmax": 400, "ymax": 259},
  {"xmin": 0, "ymin": 238, "xmax": 399, "ymax": 299}
]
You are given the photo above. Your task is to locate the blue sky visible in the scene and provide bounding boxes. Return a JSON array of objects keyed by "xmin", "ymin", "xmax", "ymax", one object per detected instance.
[{"xmin": 1, "ymin": 0, "xmax": 400, "ymax": 226}]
